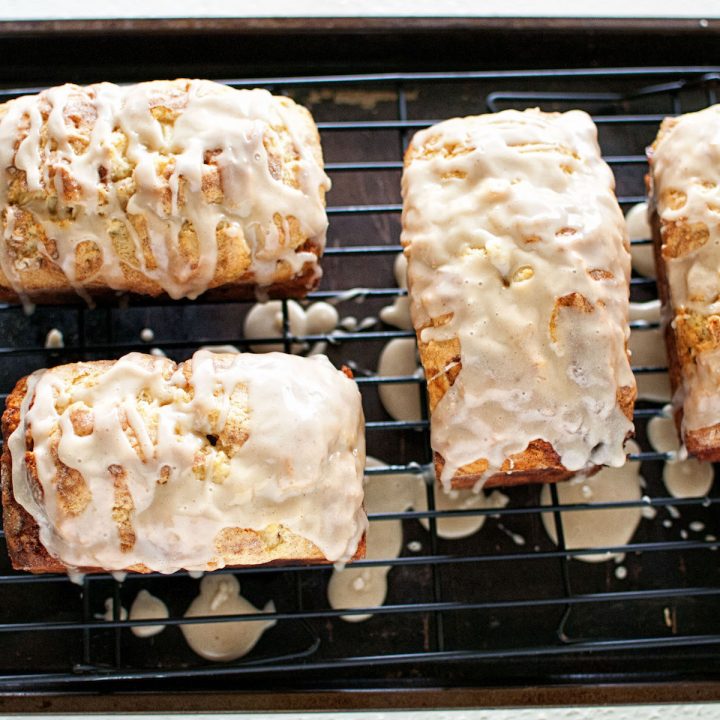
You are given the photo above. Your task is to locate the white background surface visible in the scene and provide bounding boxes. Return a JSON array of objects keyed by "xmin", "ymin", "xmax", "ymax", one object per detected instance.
[
  {"xmin": 4, "ymin": 708, "xmax": 720, "ymax": 719},
  {"xmin": 0, "ymin": 0, "xmax": 718, "ymax": 20}
]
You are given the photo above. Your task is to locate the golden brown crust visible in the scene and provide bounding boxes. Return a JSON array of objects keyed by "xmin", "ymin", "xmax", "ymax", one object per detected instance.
[
  {"xmin": 0, "ymin": 244, "xmax": 322, "ymax": 305},
  {"xmin": 1, "ymin": 368, "xmax": 365, "ymax": 574},
  {"xmin": 648, "ymin": 175, "xmax": 720, "ymax": 462},
  {"xmin": 1, "ymin": 376, "xmax": 66, "ymax": 573},
  {"xmin": 434, "ymin": 440, "xmax": 581, "ymax": 490},
  {"xmin": 417, "ymin": 318, "xmax": 634, "ymax": 489}
]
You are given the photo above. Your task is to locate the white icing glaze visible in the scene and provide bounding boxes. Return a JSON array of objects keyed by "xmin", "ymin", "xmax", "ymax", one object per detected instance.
[
  {"xmin": 642, "ymin": 505, "xmax": 657, "ymax": 520},
  {"xmin": 651, "ymin": 105, "xmax": 720, "ymax": 432},
  {"xmin": 304, "ymin": 301, "xmax": 339, "ymax": 334},
  {"xmin": 244, "ymin": 300, "xmax": 338, "ymax": 354},
  {"xmin": 327, "ymin": 563, "xmax": 390, "ymax": 623},
  {"xmin": 377, "ymin": 338, "xmax": 421, "ymax": 421},
  {"xmin": 393, "ymin": 251, "xmax": 408, "ymax": 289},
  {"xmin": 66, "ymin": 570, "xmax": 85, "ymax": 586},
  {"xmin": 402, "ymin": 109, "xmax": 634, "ymax": 488},
  {"xmin": 338, "ymin": 316, "xmax": 358, "ymax": 331},
  {"xmin": 244, "ymin": 300, "xmax": 307, "ymax": 353},
  {"xmin": 7, "ymin": 370, "xmax": 43, "ymax": 513},
  {"xmin": 182, "ymin": 574, "xmax": 275, "ymax": 661},
  {"xmin": 647, "ymin": 414, "xmax": 680, "ymax": 456},
  {"xmin": 628, "ymin": 300, "xmax": 671, "ymax": 402},
  {"xmin": 140, "ymin": 328, "xmax": 154, "ymax": 343},
  {"xmin": 379, "ymin": 255, "xmax": 412, "ymax": 329},
  {"xmin": 198, "ymin": 344, "xmax": 240, "ymax": 354},
  {"xmin": 328, "ymin": 456, "xmax": 513, "ymax": 622},
  {"xmin": 497, "ymin": 522, "xmax": 526, "ymax": 546},
  {"xmin": 664, "ymin": 460, "xmax": 714, "ymax": 499},
  {"xmin": 625, "ymin": 202, "xmax": 655, "ymax": 278},
  {"xmin": 0, "ymin": 80, "xmax": 329, "ymax": 301},
  {"xmin": 8, "ymin": 350, "xmax": 366, "ymax": 571},
  {"xmin": 329, "ymin": 287, "xmax": 369, "ymax": 305},
  {"xmin": 629, "ymin": 299, "xmax": 661, "ymax": 325},
  {"xmin": 129, "ymin": 588, "xmax": 168, "ymax": 637},
  {"xmin": 327, "ymin": 456, "xmax": 421, "ymax": 622},
  {"xmin": 307, "ymin": 340, "xmax": 328, "ymax": 356},
  {"xmin": 44, "ymin": 328, "xmax": 64, "ymax": 349},
  {"xmin": 541, "ymin": 440, "xmax": 643, "ymax": 562},
  {"xmin": 414, "ymin": 483, "xmax": 509, "ymax": 540},
  {"xmin": 379, "ymin": 296, "xmax": 412, "ymax": 330},
  {"xmin": 647, "ymin": 415, "xmax": 715, "ymax": 498},
  {"xmin": 97, "ymin": 597, "xmax": 128, "ymax": 621}
]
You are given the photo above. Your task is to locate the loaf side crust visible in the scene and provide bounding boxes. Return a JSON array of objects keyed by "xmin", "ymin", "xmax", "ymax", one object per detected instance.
[
  {"xmin": 0, "ymin": 246, "xmax": 321, "ymax": 305},
  {"xmin": 648, "ymin": 168, "xmax": 720, "ymax": 461}
]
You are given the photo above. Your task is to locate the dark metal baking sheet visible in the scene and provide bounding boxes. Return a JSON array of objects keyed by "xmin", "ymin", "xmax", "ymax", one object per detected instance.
[{"xmin": 0, "ymin": 26, "xmax": 719, "ymax": 709}]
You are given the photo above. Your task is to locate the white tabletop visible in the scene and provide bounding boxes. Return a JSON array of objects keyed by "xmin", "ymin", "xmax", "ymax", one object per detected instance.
[{"xmin": 0, "ymin": 0, "xmax": 718, "ymax": 21}]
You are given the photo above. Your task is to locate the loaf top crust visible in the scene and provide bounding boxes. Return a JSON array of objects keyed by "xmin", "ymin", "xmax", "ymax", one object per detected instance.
[
  {"xmin": 0, "ymin": 79, "xmax": 330, "ymax": 304},
  {"xmin": 649, "ymin": 104, "xmax": 720, "ymax": 433},
  {"xmin": 401, "ymin": 108, "xmax": 635, "ymax": 489},
  {"xmin": 3, "ymin": 351, "xmax": 366, "ymax": 573}
]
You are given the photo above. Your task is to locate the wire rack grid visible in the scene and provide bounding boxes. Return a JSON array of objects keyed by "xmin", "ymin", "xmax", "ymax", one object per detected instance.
[{"xmin": 0, "ymin": 66, "xmax": 719, "ymax": 692}]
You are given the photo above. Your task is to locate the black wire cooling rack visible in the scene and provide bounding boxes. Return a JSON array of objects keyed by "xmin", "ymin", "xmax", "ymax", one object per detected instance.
[{"xmin": 1, "ymin": 66, "xmax": 720, "ymax": 694}]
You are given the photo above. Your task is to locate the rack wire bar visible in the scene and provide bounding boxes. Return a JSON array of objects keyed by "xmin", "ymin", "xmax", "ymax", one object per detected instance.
[
  {"xmin": 0, "ymin": 65, "xmax": 719, "ymax": 693},
  {"xmin": 4, "ymin": 631, "xmax": 720, "ymax": 690},
  {"xmin": 4, "ymin": 584, "xmax": 720, "ymax": 634}
]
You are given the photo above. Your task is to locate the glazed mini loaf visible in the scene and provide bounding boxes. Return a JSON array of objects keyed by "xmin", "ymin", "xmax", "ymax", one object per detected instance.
[
  {"xmin": 2, "ymin": 351, "xmax": 366, "ymax": 574},
  {"xmin": 401, "ymin": 108, "xmax": 636, "ymax": 491},
  {"xmin": 648, "ymin": 104, "xmax": 720, "ymax": 460},
  {"xmin": 0, "ymin": 79, "xmax": 330, "ymax": 305}
]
